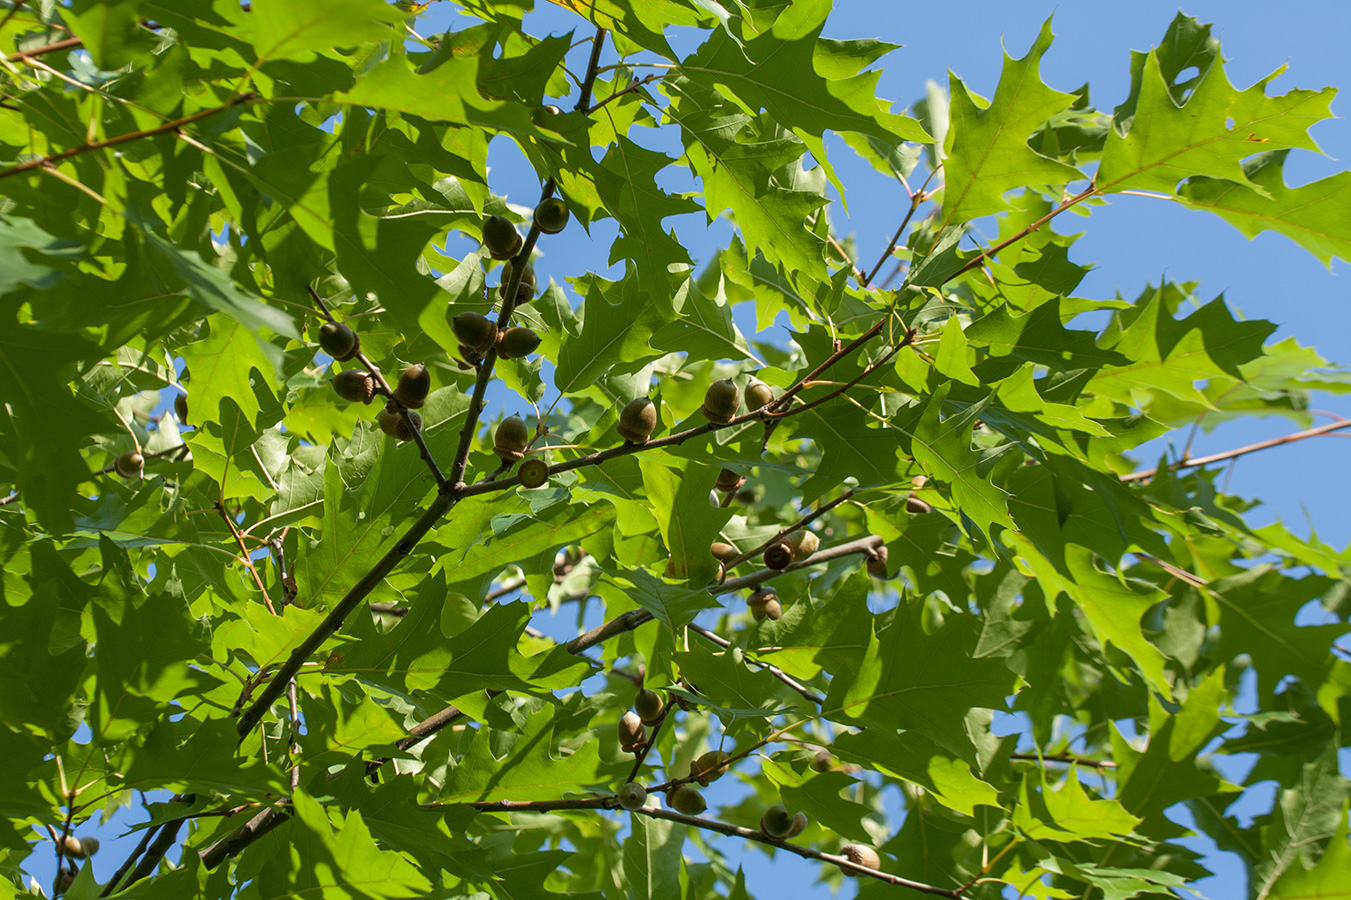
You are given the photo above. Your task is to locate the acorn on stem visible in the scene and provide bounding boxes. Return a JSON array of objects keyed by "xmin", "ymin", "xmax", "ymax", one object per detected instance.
[
  {"xmin": 483, "ymin": 214, "xmax": 522, "ymax": 260},
  {"xmin": 498, "ymin": 326, "xmax": 541, "ymax": 360},
  {"xmin": 715, "ymin": 468, "xmax": 744, "ymax": 493},
  {"xmin": 745, "ymin": 380, "xmax": 775, "ymax": 412},
  {"xmin": 784, "ymin": 529, "xmax": 820, "ymax": 561},
  {"xmin": 786, "ymin": 811, "xmax": 809, "ymax": 838},
  {"xmin": 534, "ymin": 197, "xmax": 570, "ymax": 234},
  {"xmin": 518, "ymin": 457, "xmax": 549, "ymax": 489},
  {"xmin": 332, "ymin": 369, "xmax": 376, "ymax": 404},
  {"xmin": 763, "ymin": 541, "xmax": 792, "ymax": 571},
  {"xmin": 906, "ymin": 495, "xmax": 932, "ymax": 515},
  {"xmin": 62, "ymin": 836, "xmax": 99, "ymax": 859},
  {"xmin": 760, "ymin": 804, "xmax": 794, "ymax": 839},
  {"xmin": 377, "ymin": 407, "xmax": 422, "ymax": 443},
  {"xmin": 618, "ymin": 397, "xmax": 657, "ymax": 444},
  {"xmin": 840, "ymin": 844, "xmax": 881, "ymax": 874},
  {"xmin": 635, "ymin": 689, "xmax": 664, "ymax": 725},
  {"xmin": 318, "ymin": 321, "xmax": 360, "ymax": 361},
  {"xmin": 618, "ymin": 711, "xmax": 646, "ymax": 753},
  {"xmin": 499, "ymin": 259, "xmax": 536, "ymax": 305},
  {"xmin": 747, "ymin": 588, "xmax": 776, "ymax": 610},
  {"xmin": 174, "ymin": 392, "xmax": 188, "ymax": 424},
  {"xmin": 811, "ymin": 747, "xmax": 834, "ymax": 773},
  {"xmin": 710, "ymin": 542, "xmax": 738, "ymax": 564},
  {"xmin": 494, "ymin": 414, "xmax": 530, "ymax": 462},
  {"xmin": 752, "ymin": 597, "xmax": 782, "ymax": 622},
  {"xmin": 668, "ymin": 784, "xmax": 706, "ymax": 816},
  {"xmin": 702, "ymin": 378, "xmax": 741, "ymax": 423},
  {"xmin": 452, "ymin": 312, "xmax": 499, "ymax": 354},
  {"xmin": 113, "ymin": 451, "xmax": 143, "ymax": 478},
  {"xmin": 690, "ymin": 750, "xmax": 730, "ymax": 786},
  {"xmin": 616, "ymin": 782, "xmax": 647, "ymax": 811},
  {"xmin": 393, "ymin": 363, "xmax": 430, "ymax": 409}
]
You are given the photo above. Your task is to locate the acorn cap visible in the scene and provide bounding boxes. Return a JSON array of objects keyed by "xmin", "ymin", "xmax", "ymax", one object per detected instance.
[
  {"xmin": 786, "ymin": 811, "xmax": 808, "ymax": 838},
  {"xmin": 393, "ymin": 363, "xmax": 431, "ymax": 409},
  {"xmin": 318, "ymin": 321, "xmax": 360, "ymax": 361},
  {"xmin": 747, "ymin": 588, "xmax": 776, "ymax": 609},
  {"xmin": 452, "ymin": 312, "xmax": 499, "ymax": 353},
  {"xmin": 483, "ymin": 214, "xmax": 522, "ymax": 260},
  {"xmin": 763, "ymin": 541, "xmax": 792, "ymax": 571},
  {"xmin": 751, "ymin": 598, "xmax": 782, "ymax": 621},
  {"xmin": 378, "ymin": 407, "xmax": 422, "ymax": 442},
  {"xmin": 715, "ymin": 468, "xmax": 744, "ymax": 493},
  {"xmin": 745, "ymin": 380, "xmax": 775, "ymax": 411},
  {"xmin": 617, "ymin": 397, "xmax": 657, "ymax": 443},
  {"xmin": 535, "ymin": 197, "xmax": 570, "ymax": 234},
  {"xmin": 518, "ymin": 457, "xmax": 549, "ymax": 489},
  {"xmin": 494, "ymin": 414, "xmax": 530, "ymax": 461},
  {"xmin": 867, "ymin": 545, "xmax": 890, "ymax": 576},
  {"xmin": 701, "ymin": 378, "xmax": 741, "ymax": 423},
  {"xmin": 113, "ymin": 451, "xmax": 144, "ymax": 478},
  {"xmin": 498, "ymin": 326, "xmax": 542, "ymax": 360}
]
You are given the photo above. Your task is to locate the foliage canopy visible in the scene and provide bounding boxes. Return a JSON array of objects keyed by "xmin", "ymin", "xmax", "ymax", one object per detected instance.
[{"xmin": 1, "ymin": 2, "xmax": 1349, "ymax": 899}]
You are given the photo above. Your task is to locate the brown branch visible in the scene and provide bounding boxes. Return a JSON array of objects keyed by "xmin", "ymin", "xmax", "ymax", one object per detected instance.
[
  {"xmin": 4, "ymin": 35, "xmax": 81, "ymax": 61},
  {"xmin": 575, "ymin": 29, "xmax": 608, "ymax": 113},
  {"xmin": 1009, "ymin": 753, "xmax": 1116, "ymax": 769},
  {"xmin": 863, "ymin": 188, "xmax": 928, "ymax": 287},
  {"xmin": 947, "ymin": 184, "xmax": 1097, "ymax": 282},
  {"xmin": 120, "ymin": 815, "xmax": 184, "ymax": 887},
  {"xmin": 721, "ymin": 488, "xmax": 855, "ymax": 573},
  {"xmin": 688, "ymin": 624, "xmax": 824, "ymax": 705},
  {"xmin": 1120, "ymin": 418, "xmax": 1351, "ymax": 483},
  {"xmin": 0, "ymin": 93, "xmax": 254, "ymax": 180},
  {"xmin": 217, "ymin": 503, "xmax": 277, "ymax": 616},
  {"xmin": 565, "ymin": 536, "xmax": 884, "ymax": 655},
  {"xmin": 199, "ymin": 805, "xmax": 291, "ymax": 869},
  {"xmin": 97, "ymin": 823, "xmax": 159, "ymax": 897}
]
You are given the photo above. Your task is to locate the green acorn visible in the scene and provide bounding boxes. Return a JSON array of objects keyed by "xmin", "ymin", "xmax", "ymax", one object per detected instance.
[
  {"xmin": 747, "ymin": 588, "xmax": 776, "ymax": 610},
  {"xmin": 786, "ymin": 811, "xmax": 808, "ymax": 838},
  {"xmin": 618, "ymin": 397, "xmax": 657, "ymax": 443},
  {"xmin": 498, "ymin": 259, "xmax": 536, "ymax": 305},
  {"xmin": 618, "ymin": 711, "xmax": 646, "ymax": 753},
  {"xmin": 760, "ymin": 804, "xmax": 794, "ymax": 839},
  {"xmin": 906, "ymin": 495, "xmax": 933, "ymax": 514},
  {"xmin": 811, "ymin": 748, "xmax": 833, "ymax": 773},
  {"xmin": 518, "ymin": 457, "xmax": 549, "ymax": 489},
  {"xmin": 393, "ymin": 363, "xmax": 430, "ymax": 409},
  {"xmin": 494, "ymin": 414, "xmax": 530, "ymax": 462},
  {"xmin": 62, "ymin": 836, "xmax": 99, "ymax": 859},
  {"xmin": 710, "ymin": 542, "xmax": 739, "ymax": 564},
  {"xmin": 701, "ymin": 378, "xmax": 741, "ymax": 423},
  {"xmin": 332, "ymin": 369, "xmax": 376, "ymax": 404},
  {"xmin": 535, "ymin": 197, "xmax": 570, "ymax": 234},
  {"xmin": 668, "ymin": 784, "xmax": 706, "ymax": 816},
  {"xmin": 745, "ymin": 379, "xmax": 775, "ymax": 411},
  {"xmin": 751, "ymin": 597, "xmax": 782, "ymax": 622},
  {"xmin": 690, "ymin": 750, "xmax": 730, "ymax": 786},
  {"xmin": 452, "ymin": 312, "xmax": 499, "ymax": 353},
  {"xmin": 617, "ymin": 782, "xmax": 647, "ymax": 811},
  {"xmin": 483, "ymin": 214, "xmax": 522, "ymax": 260},
  {"xmin": 498, "ymin": 326, "xmax": 541, "ymax": 360},
  {"xmin": 840, "ymin": 844, "xmax": 880, "ymax": 874},
  {"xmin": 113, "ymin": 451, "xmax": 144, "ymax": 478},
  {"xmin": 635, "ymin": 689, "xmax": 664, "ymax": 725},
  {"xmin": 784, "ymin": 530, "xmax": 819, "ymax": 561},
  {"xmin": 318, "ymin": 321, "xmax": 360, "ymax": 361}
]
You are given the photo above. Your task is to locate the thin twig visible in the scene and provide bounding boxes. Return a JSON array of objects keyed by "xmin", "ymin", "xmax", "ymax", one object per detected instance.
[
  {"xmin": 97, "ymin": 823, "xmax": 159, "ymax": 897},
  {"xmin": 625, "ymin": 704, "xmax": 670, "ymax": 784},
  {"xmin": 1120, "ymin": 418, "xmax": 1351, "ymax": 483},
  {"xmin": 721, "ymin": 488, "xmax": 856, "ymax": 572},
  {"xmin": 1009, "ymin": 753, "xmax": 1116, "ymax": 769},
  {"xmin": 587, "ymin": 72, "xmax": 661, "ymax": 115},
  {"xmin": 217, "ymin": 503, "xmax": 277, "ymax": 616},
  {"xmin": 4, "ymin": 35, "xmax": 81, "ymax": 61},
  {"xmin": 688, "ymin": 624, "xmax": 824, "ymax": 705},
  {"xmin": 947, "ymin": 185, "xmax": 1097, "ymax": 281}
]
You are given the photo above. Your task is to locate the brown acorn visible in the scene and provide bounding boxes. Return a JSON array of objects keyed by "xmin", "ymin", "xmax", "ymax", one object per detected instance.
[
  {"xmin": 867, "ymin": 545, "xmax": 889, "ymax": 577},
  {"xmin": 457, "ymin": 343, "xmax": 484, "ymax": 367},
  {"xmin": 617, "ymin": 782, "xmax": 647, "ymax": 811},
  {"xmin": 378, "ymin": 407, "xmax": 422, "ymax": 442},
  {"xmin": 518, "ymin": 457, "xmax": 549, "ymax": 489},
  {"xmin": 494, "ymin": 414, "xmax": 530, "ymax": 462},
  {"xmin": 840, "ymin": 844, "xmax": 881, "ymax": 874},
  {"xmin": 745, "ymin": 380, "xmax": 775, "ymax": 411},
  {"xmin": 710, "ymin": 542, "xmax": 739, "ymax": 564},
  {"xmin": 701, "ymin": 378, "xmax": 741, "ymax": 423},
  {"xmin": 483, "ymin": 214, "xmax": 522, "ymax": 260},
  {"xmin": 760, "ymin": 804, "xmax": 794, "ymax": 839},
  {"xmin": 452, "ymin": 312, "xmax": 499, "ymax": 353},
  {"xmin": 498, "ymin": 326, "xmax": 541, "ymax": 360},
  {"xmin": 784, "ymin": 530, "xmax": 820, "ymax": 561},
  {"xmin": 318, "ymin": 321, "xmax": 360, "ymax": 361},
  {"xmin": 498, "ymin": 259, "xmax": 536, "ymax": 304},
  {"xmin": 752, "ymin": 598, "xmax": 783, "ymax": 622},
  {"xmin": 635, "ymin": 689, "xmax": 664, "ymax": 726},
  {"xmin": 618, "ymin": 397, "xmax": 657, "ymax": 443},
  {"xmin": 668, "ymin": 784, "xmax": 707, "ymax": 816},
  {"xmin": 747, "ymin": 588, "xmax": 776, "ymax": 610},
  {"xmin": 763, "ymin": 541, "xmax": 792, "ymax": 571},
  {"xmin": 690, "ymin": 750, "xmax": 730, "ymax": 786},
  {"xmin": 392, "ymin": 363, "xmax": 431, "ymax": 409},
  {"xmin": 333, "ymin": 369, "xmax": 377, "ymax": 404},
  {"xmin": 174, "ymin": 392, "xmax": 188, "ymax": 424},
  {"xmin": 534, "ymin": 197, "xmax": 570, "ymax": 234},
  {"xmin": 618, "ymin": 711, "xmax": 646, "ymax": 753},
  {"xmin": 786, "ymin": 811, "xmax": 809, "ymax": 838},
  {"xmin": 906, "ymin": 495, "xmax": 933, "ymax": 515},
  {"xmin": 715, "ymin": 468, "xmax": 744, "ymax": 493},
  {"xmin": 113, "ymin": 450, "xmax": 144, "ymax": 478}
]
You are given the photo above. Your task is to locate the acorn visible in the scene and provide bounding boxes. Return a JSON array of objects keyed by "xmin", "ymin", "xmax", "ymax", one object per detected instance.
[
  {"xmin": 906, "ymin": 495, "xmax": 933, "ymax": 515},
  {"xmin": 715, "ymin": 468, "xmax": 744, "ymax": 493},
  {"xmin": 710, "ymin": 542, "xmax": 739, "ymax": 564},
  {"xmin": 840, "ymin": 844, "xmax": 881, "ymax": 874},
  {"xmin": 745, "ymin": 380, "xmax": 775, "ymax": 412},
  {"xmin": 332, "ymin": 369, "xmax": 376, "ymax": 404},
  {"xmin": 62, "ymin": 836, "xmax": 99, "ymax": 858},
  {"xmin": 377, "ymin": 407, "xmax": 422, "ymax": 443},
  {"xmin": 457, "ymin": 343, "xmax": 484, "ymax": 367},
  {"xmin": 535, "ymin": 197, "xmax": 570, "ymax": 234},
  {"xmin": 392, "ymin": 363, "xmax": 430, "ymax": 409},
  {"xmin": 618, "ymin": 711, "xmax": 646, "ymax": 753},
  {"xmin": 786, "ymin": 811, "xmax": 809, "ymax": 838},
  {"xmin": 752, "ymin": 598, "xmax": 782, "ymax": 622},
  {"xmin": 867, "ymin": 545, "xmax": 889, "ymax": 577},
  {"xmin": 494, "ymin": 414, "xmax": 530, "ymax": 462},
  {"xmin": 617, "ymin": 783, "xmax": 647, "ymax": 811},
  {"xmin": 763, "ymin": 541, "xmax": 792, "ymax": 571},
  {"xmin": 113, "ymin": 451, "xmax": 144, "ymax": 478},
  {"xmin": 452, "ymin": 312, "xmax": 499, "ymax": 353},
  {"xmin": 760, "ymin": 804, "xmax": 794, "ymax": 839},
  {"xmin": 635, "ymin": 689, "xmax": 664, "ymax": 726},
  {"xmin": 518, "ymin": 457, "xmax": 549, "ymax": 489},
  {"xmin": 617, "ymin": 397, "xmax": 657, "ymax": 443},
  {"xmin": 690, "ymin": 750, "xmax": 730, "ymax": 786},
  {"xmin": 317, "ymin": 321, "xmax": 360, "ymax": 361},
  {"xmin": 174, "ymin": 392, "xmax": 188, "ymax": 424},
  {"xmin": 498, "ymin": 326, "xmax": 541, "ymax": 360},
  {"xmin": 483, "ymin": 214, "xmax": 522, "ymax": 260},
  {"xmin": 784, "ymin": 530, "xmax": 819, "ymax": 561},
  {"xmin": 498, "ymin": 259, "xmax": 536, "ymax": 305},
  {"xmin": 668, "ymin": 784, "xmax": 706, "ymax": 816},
  {"xmin": 811, "ymin": 748, "xmax": 833, "ymax": 773},
  {"xmin": 747, "ymin": 588, "xmax": 776, "ymax": 610},
  {"xmin": 701, "ymin": 378, "xmax": 741, "ymax": 424},
  {"xmin": 53, "ymin": 866, "xmax": 76, "ymax": 896}
]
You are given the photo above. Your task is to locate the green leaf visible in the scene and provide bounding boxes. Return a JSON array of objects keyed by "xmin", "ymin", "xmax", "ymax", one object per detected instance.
[
  {"xmin": 251, "ymin": 0, "xmax": 404, "ymax": 63},
  {"xmin": 442, "ymin": 705, "xmax": 607, "ymax": 802}
]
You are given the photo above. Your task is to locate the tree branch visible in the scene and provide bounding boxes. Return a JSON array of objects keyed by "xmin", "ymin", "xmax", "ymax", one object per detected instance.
[
  {"xmin": 0, "ymin": 93, "xmax": 255, "ymax": 180},
  {"xmin": 199, "ymin": 805, "xmax": 291, "ymax": 870},
  {"xmin": 688, "ymin": 624, "xmax": 824, "ymax": 705},
  {"xmin": 1120, "ymin": 417, "xmax": 1351, "ymax": 483},
  {"xmin": 4, "ymin": 35, "xmax": 81, "ymax": 61}
]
